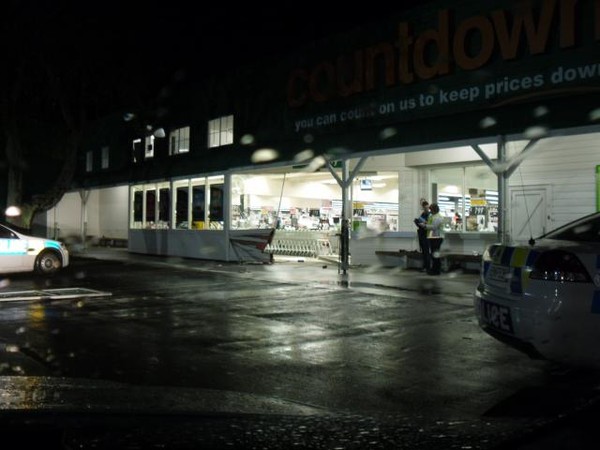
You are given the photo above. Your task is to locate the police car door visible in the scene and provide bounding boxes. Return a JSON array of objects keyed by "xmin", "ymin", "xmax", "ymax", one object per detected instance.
[{"xmin": 0, "ymin": 225, "xmax": 27, "ymax": 271}]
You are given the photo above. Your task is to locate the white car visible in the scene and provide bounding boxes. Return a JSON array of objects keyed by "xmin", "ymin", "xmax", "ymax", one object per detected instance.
[
  {"xmin": 0, "ymin": 223, "xmax": 69, "ymax": 275},
  {"xmin": 474, "ymin": 211, "xmax": 600, "ymax": 368}
]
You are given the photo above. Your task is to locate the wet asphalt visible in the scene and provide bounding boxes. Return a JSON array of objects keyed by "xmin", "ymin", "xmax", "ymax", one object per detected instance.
[{"xmin": 0, "ymin": 247, "xmax": 599, "ymax": 449}]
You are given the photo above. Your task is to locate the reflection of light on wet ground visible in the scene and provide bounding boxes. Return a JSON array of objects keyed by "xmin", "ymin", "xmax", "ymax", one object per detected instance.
[{"xmin": 0, "ymin": 288, "xmax": 111, "ymax": 302}]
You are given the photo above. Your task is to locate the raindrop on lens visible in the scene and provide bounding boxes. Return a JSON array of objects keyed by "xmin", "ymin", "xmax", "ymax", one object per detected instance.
[
  {"xmin": 293, "ymin": 149, "xmax": 314, "ymax": 162},
  {"xmin": 251, "ymin": 148, "xmax": 279, "ymax": 163},
  {"xmin": 589, "ymin": 108, "xmax": 600, "ymax": 122},
  {"xmin": 240, "ymin": 134, "xmax": 255, "ymax": 145},
  {"xmin": 524, "ymin": 125, "xmax": 548, "ymax": 139},
  {"xmin": 533, "ymin": 105, "xmax": 549, "ymax": 117},
  {"xmin": 379, "ymin": 127, "xmax": 397, "ymax": 140},
  {"xmin": 479, "ymin": 117, "xmax": 497, "ymax": 129},
  {"xmin": 5, "ymin": 206, "xmax": 21, "ymax": 217}
]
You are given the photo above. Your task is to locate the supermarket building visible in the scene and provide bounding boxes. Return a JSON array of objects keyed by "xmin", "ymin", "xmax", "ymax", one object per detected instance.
[{"xmin": 40, "ymin": 0, "xmax": 600, "ymax": 268}]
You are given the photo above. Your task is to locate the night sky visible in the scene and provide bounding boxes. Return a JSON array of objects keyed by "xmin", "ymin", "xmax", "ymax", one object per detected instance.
[{"xmin": 5, "ymin": 0, "xmax": 434, "ymax": 103}]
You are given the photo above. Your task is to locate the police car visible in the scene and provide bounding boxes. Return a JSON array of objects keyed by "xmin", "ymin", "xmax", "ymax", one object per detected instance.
[
  {"xmin": 474, "ymin": 211, "xmax": 600, "ymax": 367},
  {"xmin": 0, "ymin": 223, "xmax": 69, "ymax": 275}
]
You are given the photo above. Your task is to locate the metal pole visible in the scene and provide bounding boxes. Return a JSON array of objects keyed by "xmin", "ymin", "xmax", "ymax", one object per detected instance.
[
  {"xmin": 340, "ymin": 160, "xmax": 351, "ymax": 274},
  {"xmin": 79, "ymin": 189, "xmax": 90, "ymax": 250},
  {"xmin": 497, "ymin": 136, "xmax": 509, "ymax": 244}
]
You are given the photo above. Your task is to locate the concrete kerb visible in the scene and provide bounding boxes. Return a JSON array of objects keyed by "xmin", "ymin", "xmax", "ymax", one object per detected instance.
[{"xmin": 71, "ymin": 247, "xmax": 480, "ymax": 304}]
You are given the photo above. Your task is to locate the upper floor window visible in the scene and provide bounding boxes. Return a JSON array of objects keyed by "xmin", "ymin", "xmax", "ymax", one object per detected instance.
[
  {"xmin": 208, "ymin": 115, "xmax": 233, "ymax": 148},
  {"xmin": 145, "ymin": 135, "xmax": 155, "ymax": 159},
  {"xmin": 169, "ymin": 126, "xmax": 190, "ymax": 155},
  {"xmin": 86, "ymin": 151, "xmax": 93, "ymax": 172},
  {"xmin": 132, "ymin": 138, "xmax": 142, "ymax": 163},
  {"xmin": 101, "ymin": 146, "xmax": 109, "ymax": 169}
]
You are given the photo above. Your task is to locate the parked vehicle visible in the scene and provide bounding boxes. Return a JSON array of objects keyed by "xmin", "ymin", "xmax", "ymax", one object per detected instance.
[
  {"xmin": 0, "ymin": 223, "xmax": 69, "ymax": 275},
  {"xmin": 475, "ymin": 211, "xmax": 600, "ymax": 367}
]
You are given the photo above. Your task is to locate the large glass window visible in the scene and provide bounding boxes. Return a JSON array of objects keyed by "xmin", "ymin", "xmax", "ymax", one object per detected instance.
[
  {"xmin": 170, "ymin": 176, "xmax": 225, "ymax": 230},
  {"xmin": 159, "ymin": 187, "xmax": 170, "ymax": 223},
  {"xmin": 351, "ymin": 172, "xmax": 399, "ymax": 232},
  {"xmin": 131, "ymin": 187, "xmax": 144, "ymax": 228},
  {"xmin": 431, "ymin": 165, "xmax": 497, "ymax": 232},
  {"xmin": 231, "ymin": 172, "xmax": 343, "ymax": 231},
  {"xmin": 145, "ymin": 189, "xmax": 156, "ymax": 223},
  {"xmin": 130, "ymin": 182, "xmax": 170, "ymax": 229},
  {"xmin": 174, "ymin": 180, "xmax": 190, "ymax": 229},
  {"xmin": 191, "ymin": 183, "xmax": 205, "ymax": 228}
]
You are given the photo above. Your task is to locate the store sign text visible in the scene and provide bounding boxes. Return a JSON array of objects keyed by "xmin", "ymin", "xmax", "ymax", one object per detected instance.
[{"xmin": 287, "ymin": 0, "xmax": 598, "ymax": 109}]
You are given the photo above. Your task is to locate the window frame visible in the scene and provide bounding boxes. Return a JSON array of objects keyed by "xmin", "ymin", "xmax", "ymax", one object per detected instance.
[
  {"xmin": 169, "ymin": 126, "xmax": 190, "ymax": 155},
  {"xmin": 208, "ymin": 115, "xmax": 234, "ymax": 148}
]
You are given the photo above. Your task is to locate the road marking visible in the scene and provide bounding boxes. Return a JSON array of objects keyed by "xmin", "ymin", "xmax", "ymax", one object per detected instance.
[{"xmin": 0, "ymin": 288, "xmax": 112, "ymax": 302}]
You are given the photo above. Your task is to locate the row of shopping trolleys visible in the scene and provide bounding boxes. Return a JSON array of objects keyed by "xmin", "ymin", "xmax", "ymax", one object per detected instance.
[{"xmin": 265, "ymin": 238, "xmax": 333, "ymax": 257}]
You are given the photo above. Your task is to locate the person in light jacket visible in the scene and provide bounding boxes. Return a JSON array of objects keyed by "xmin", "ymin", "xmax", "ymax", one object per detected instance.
[
  {"xmin": 419, "ymin": 203, "xmax": 445, "ymax": 275},
  {"xmin": 414, "ymin": 200, "xmax": 431, "ymax": 272}
]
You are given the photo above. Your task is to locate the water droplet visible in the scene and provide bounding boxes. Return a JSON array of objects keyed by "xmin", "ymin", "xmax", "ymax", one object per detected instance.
[
  {"xmin": 293, "ymin": 149, "xmax": 314, "ymax": 163},
  {"xmin": 589, "ymin": 108, "xmax": 600, "ymax": 122},
  {"xmin": 523, "ymin": 125, "xmax": 548, "ymax": 139},
  {"xmin": 5, "ymin": 206, "xmax": 21, "ymax": 217},
  {"xmin": 251, "ymin": 148, "xmax": 279, "ymax": 163},
  {"xmin": 479, "ymin": 116, "xmax": 497, "ymax": 128},
  {"xmin": 533, "ymin": 105, "xmax": 549, "ymax": 117},
  {"xmin": 303, "ymin": 134, "xmax": 314, "ymax": 144},
  {"xmin": 379, "ymin": 127, "xmax": 397, "ymax": 140},
  {"xmin": 240, "ymin": 134, "xmax": 255, "ymax": 145}
]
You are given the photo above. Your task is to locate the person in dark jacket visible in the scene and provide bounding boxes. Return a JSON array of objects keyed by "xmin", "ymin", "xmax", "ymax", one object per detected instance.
[
  {"xmin": 419, "ymin": 203, "xmax": 445, "ymax": 275},
  {"xmin": 414, "ymin": 200, "xmax": 431, "ymax": 272}
]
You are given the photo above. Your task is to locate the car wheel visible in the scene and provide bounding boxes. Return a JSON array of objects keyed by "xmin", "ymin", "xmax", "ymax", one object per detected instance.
[{"xmin": 35, "ymin": 250, "xmax": 62, "ymax": 275}]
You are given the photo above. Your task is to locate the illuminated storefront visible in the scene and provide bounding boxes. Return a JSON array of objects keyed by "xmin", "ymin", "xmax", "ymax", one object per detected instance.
[{"xmin": 44, "ymin": 0, "xmax": 600, "ymax": 266}]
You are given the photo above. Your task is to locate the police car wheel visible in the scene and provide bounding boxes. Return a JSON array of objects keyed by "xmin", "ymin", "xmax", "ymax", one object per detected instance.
[{"xmin": 35, "ymin": 251, "xmax": 62, "ymax": 275}]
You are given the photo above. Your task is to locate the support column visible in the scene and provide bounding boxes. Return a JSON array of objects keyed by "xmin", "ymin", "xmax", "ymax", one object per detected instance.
[
  {"xmin": 326, "ymin": 157, "xmax": 366, "ymax": 274},
  {"xmin": 224, "ymin": 172, "xmax": 231, "ymax": 261},
  {"xmin": 79, "ymin": 189, "xmax": 90, "ymax": 250},
  {"xmin": 497, "ymin": 136, "xmax": 509, "ymax": 244},
  {"xmin": 340, "ymin": 160, "xmax": 351, "ymax": 274}
]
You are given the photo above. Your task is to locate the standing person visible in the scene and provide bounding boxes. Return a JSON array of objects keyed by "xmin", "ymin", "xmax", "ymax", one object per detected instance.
[
  {"xmin": 414, "ymin": 200, "xmax": 431, "ymax": 272},
  {"xmin": 419, "ymin": 203, "xmax": 445, "ymax": 275}
]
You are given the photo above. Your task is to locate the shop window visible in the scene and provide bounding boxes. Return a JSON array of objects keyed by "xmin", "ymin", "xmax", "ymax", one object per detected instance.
[
  {"xmin": 230, "ymin": 172, "xmax": 343, "ymax": 231},
  {"xmin": 431, "ymin": 165, "xmax": 497, "ymax": 232},
  {"xmin": 146, "ymin": 189, "xmax": 156, "ymax": 223},
  {"xmin": 175, "ymin": 185, "xmax": 189, "ymax": 229},
  {"xmin": 192, "ymin": 185, "xmax": 205, "ymax": 229},
  {"xmin": 208, "ymin": 115, "xmax": 233, "ymax": 148},
  {"xmin": 132, "ymin": 190, "xmax": 143, "ymax": 227},
  {"xmin": 130, "ymin": 184, "xmax": 169, "ymax": 229},
  {"xmin": 159, "ymin": 187, "xmax": 170, "ymax": 224},
  {"xmin": 209, "ymin": 184, "xmax": 224, "ymax": 223},
  {"xmin": 169, "ymin": 126, "xmax": 190, "ymax": 155}
]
